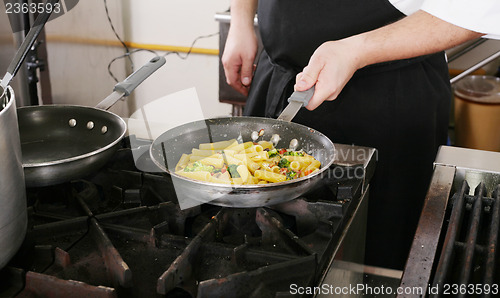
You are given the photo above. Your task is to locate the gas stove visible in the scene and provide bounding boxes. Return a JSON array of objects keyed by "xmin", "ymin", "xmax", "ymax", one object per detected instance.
[
  {"xmin": 400, "ymin": 146, "xmax": 500, "ymax": 297},
  {"xmin": 0, "ymin": 137, "xmax": 376, "ymax": 297}
]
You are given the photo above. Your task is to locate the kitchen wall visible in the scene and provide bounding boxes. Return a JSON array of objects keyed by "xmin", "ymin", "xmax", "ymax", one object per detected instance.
[
  {"xmin": 43, "ymin": 0, "xmax": 232, "ymax": 123},
  {"xmin": 9, "ymin": 1, "xmax": 500, "ymax": 130}
]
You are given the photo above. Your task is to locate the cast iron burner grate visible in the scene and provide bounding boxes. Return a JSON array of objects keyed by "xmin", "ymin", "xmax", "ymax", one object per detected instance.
[
  {"xmin": 430, "ymin": 182, "xmax": 500, "ymax": 298},
  {"xmin": 1, "ymin": 140, "xmax": 365, "ymax": 298}
]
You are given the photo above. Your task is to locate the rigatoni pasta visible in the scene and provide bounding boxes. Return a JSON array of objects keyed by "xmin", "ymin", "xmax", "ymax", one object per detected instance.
[{"xmin": 174, "ymin": 138, "xmax": 321, "ymax": 185}]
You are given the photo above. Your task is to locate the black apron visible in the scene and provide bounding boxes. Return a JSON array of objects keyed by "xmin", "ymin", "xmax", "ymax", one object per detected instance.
[{"xmin": 245, "ymin": 0, "xmax": 451, "ymax": 270}]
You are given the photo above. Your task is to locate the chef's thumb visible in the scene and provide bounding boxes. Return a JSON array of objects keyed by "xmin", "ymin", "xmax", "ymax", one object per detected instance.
[{"xmin": 295, "ymin": 69, "xmax": 318, "ymax": 91}]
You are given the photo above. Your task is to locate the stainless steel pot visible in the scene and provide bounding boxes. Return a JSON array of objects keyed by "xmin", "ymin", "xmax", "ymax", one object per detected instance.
[
  {"xmin": 0, "ymin": 0, "xmax": 61, "ymax": 268},
  {"xmin": 0, "ymin": 84, "xmax": 27, "ymax": 269}
]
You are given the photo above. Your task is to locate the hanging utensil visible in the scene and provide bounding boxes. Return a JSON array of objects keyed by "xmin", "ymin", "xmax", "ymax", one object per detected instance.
[{"xmin": 1, "ymin": 0, "xmax": 60, "ymax": 110}]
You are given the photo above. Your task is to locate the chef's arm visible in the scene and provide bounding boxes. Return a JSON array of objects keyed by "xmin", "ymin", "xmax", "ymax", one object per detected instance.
[
  {"xmin": 296, "ymin": 10, "xmax": 484, "ymax": 111},
  {"xmin": 221, "ymin": 0, "xmax": 258, "ymax": 96}
]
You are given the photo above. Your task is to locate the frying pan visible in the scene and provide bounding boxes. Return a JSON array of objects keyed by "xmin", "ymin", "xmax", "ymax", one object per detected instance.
[
  {"xmin": 149, "ymin": 116, "xmax": 336, "ymax": 209},
  {"xmin": 19, "ymin": 56, "xmax": 165, "ymax": 187}
]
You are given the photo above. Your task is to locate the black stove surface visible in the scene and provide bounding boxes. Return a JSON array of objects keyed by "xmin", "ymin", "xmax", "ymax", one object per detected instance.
[{"xmin": 1, "ymin": 138, "xmax": 365, "ymax": 297}]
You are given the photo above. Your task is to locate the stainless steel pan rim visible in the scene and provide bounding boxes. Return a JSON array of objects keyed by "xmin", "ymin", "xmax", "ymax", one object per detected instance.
[
  {"xmin": 150, "ymin": 116, "xmax": 336, "ymax": 190},
  {"xmin": 19, "ymin": 104, "xmax": 127, "ymax": 168},
  {"xmin": 0, "ymin": 85, "xmax": 13, "ymax": 115}
]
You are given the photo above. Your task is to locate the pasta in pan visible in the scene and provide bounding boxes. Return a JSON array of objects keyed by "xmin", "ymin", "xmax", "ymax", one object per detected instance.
[{"xmin": 174, "ymin": 138, "xmax": 321, "ymax": 185}]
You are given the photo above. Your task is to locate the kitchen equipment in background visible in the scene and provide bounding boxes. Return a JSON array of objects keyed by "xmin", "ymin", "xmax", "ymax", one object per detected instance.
[
  {"xmin": 454, "ymin": 75, "xmax": 500, "ymax": 152},
  {"xmin": 0, "ymin": 0, "xmax": 58, "ymax": 111},
  {"xmin": 399, "ymin": 146, "xmax": 500, "ymax": 297},
  {"xmin": 215, "ymin": 11, "xmax": 263, "ymax": 116},
  {"xmin": 19, "ymin": 56, "xmax": 165, "ymax": 187},
  {"xmin": 0, "ymin": 85, "xmax": 26, "ymax": 270},
  {"xmin": 0, "ymin": 136, "xmax": 375, "ymax": 297}
]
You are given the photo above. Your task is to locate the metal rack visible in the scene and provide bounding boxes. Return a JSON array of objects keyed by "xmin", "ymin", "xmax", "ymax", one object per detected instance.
[{"xmin": 449, "ymin": 38, "xmax": 500, "ymax": 84}]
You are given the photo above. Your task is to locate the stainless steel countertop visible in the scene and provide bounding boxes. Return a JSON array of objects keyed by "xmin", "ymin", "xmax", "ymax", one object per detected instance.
[
  {"xmin": 435, "ymin": 145, "xmax": 500, "ymax": 196},
  {"xmin": 435, "ymin": 145, "xmax": 500, "ymax": 174}
]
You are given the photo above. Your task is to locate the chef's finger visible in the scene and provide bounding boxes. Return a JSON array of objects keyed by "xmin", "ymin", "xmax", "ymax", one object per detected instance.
[
  {"xmin": 222, "ymin": 61, "xmax": 248, "ymax": 96},
  {"xmin": 240, "ymin": 59, "xmax": 254, "ymax": 87},
  {"xmin": 305, "ymin": 79, "xmax": 339, "ymax": 110},
  {"xmin": 305, "ymin": 87, "xmax": 325, "ymax": 110},
  {"xmin": 295, "ymin": 63, "xmax": 322, "ymax": 91}
]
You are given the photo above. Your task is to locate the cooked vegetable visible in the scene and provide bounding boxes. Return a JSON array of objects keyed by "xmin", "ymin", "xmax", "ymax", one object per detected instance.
[
  {"xmin": 268, "ymin": 148, "xmax": 278, "ymax": 157},
  {"xmin": 278, "ymin": 158, "xmax": 290, "ymax": 169},
  {"xmin": 286, "ymin": 171, "xmax": 297, "ymax": 180},
  {"xmin": 284, "ymin": 151, "xmax": 304, "ymax": 156},
  {"xmin": 227, "ymin": 164, "xmax": 241, "ymax": 178},
  {"xmin": 184, "ymin": 161, "xmax": 215, "ymax": 173}
]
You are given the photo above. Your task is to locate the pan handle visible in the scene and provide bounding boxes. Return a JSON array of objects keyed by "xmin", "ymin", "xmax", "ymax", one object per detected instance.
[
  {"xmin": 95, "ymin": 56, "xmax": 166, "ymax": 110},
  {"xmin": 114, "ymin": 56, "xmax": 166, "ymax": 96},
  {"xmin": 289, "ymin": 85, "xmax": 315, "ymax": 106}
]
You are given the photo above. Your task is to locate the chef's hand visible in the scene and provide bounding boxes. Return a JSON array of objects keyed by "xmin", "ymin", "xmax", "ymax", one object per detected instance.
[
  {"xmin": 222, "ymin": 25, "xmax": 258, "ymax": 96},
  {"xmin": 294, "ymin": 10, "xmax": 484, "ymax": 111},
  {"xmin": 294, "ymin": 38, "xmax": 363, "ymax": 111}
]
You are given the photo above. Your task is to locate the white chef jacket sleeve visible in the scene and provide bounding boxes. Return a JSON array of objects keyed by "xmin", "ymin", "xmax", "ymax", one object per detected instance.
[
  {"xmin": 389, "ymin": 0, "xmax": 423, "ymax": 16},
  {"xmin": 421, "ymin": 0, "xmax": 500, "ymax": 39}
]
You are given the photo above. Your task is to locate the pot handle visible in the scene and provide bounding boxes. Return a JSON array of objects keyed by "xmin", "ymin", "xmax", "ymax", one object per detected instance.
[{"xmin": 95, "ymin": 56, "xmax": 166, "ymax": 110}]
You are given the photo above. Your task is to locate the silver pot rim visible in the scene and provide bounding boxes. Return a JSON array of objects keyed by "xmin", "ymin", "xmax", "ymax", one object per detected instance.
[{"xmin": 0, "ymin": 84, "xmax": 14, "ymax": 114}]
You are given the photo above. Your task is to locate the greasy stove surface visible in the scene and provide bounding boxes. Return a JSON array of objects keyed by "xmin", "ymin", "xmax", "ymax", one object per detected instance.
[{"xmin": 0, "ymin": 139, "xmax": 368, "ymax": 298}]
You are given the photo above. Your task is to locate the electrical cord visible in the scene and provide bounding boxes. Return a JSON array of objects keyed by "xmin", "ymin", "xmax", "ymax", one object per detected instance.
[
  {"xmin": 162, "ymin": 32, "xmax": 219, "ymax": 59},
  {"xmin": 103, "ymin": 0, "xmax": 219, "ymax": 83},
  {"xmin": 103, "ymin": 0, "xmax": 134, "ymax": 77}
]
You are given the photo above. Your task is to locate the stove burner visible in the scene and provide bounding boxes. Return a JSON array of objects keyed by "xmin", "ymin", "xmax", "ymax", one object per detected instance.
[
  {"xmin": 1, "ymin": 140, "xmax": 370, "ymax": 297},
  {"xmin": 430, "ymin": 182, "xmax": 500, "ymax": 296}
]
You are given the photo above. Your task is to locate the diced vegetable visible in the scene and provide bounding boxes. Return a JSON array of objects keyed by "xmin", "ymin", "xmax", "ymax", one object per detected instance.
[
  {"xmin": 227, "ymin": 164, "xmax": 241, "ymax": 178},
  {"xmin": 278, "ymin": 158, "xmax": 290, "ymax": 169},
  {"xmin": 268, "ymin": 148, "xmax": 278, "ymax": 157},
  {"xmin": 184, "ymin": 161, "xmax": 215, "ymax": 173},
  {"xmin": 284, "ymin": 151, "xmax": 304, "ymax": 156},
  {"xmin": 286, "ymin": 171, "xmax": 297, "ymax": 180}
]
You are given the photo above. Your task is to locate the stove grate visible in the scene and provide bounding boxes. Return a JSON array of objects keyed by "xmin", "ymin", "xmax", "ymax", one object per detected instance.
[{"xmin": 430, "ymin": 182, "xmax": 500, "ymax": 298}]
